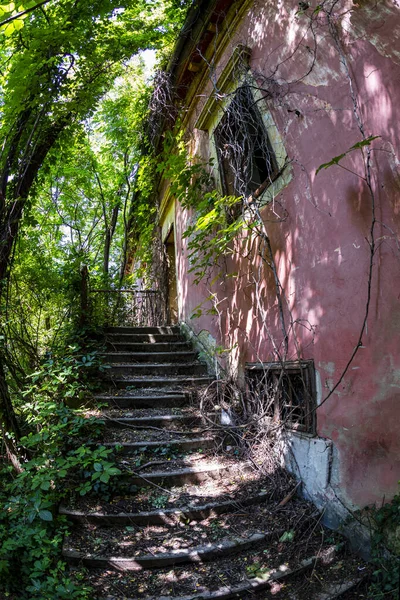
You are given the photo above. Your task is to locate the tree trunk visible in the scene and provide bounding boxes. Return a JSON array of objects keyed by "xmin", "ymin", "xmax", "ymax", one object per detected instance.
[
  {"xmin": 0, "ymin": 116, "xmax": 69, "ymax": 447},
  {"xmin": 0, "ymin": 356, "xmax": 21, "ymax": 438},
  {"xmin": 103, "ymin": 204, "xmax": 120, "ymax": 276}
]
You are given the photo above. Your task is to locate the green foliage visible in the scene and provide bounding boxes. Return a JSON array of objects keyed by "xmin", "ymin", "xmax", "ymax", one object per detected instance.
[
  {"xmin": 279, "ymin": 529, "xmax": 295, "ymax": 542},
  {"xmin": 368, "ymin": 494, "xmax": 400, "ymax": 599},
  {"xmin": 0, "ymin": 4, "xmax": 191, "ymax": 596},
  {"xmin": 183, "ymin": 193, "xmax": 246, "ymax": 284},
  {"xmin": 3, "ymin": 62, "xmax": 160, "ymax": 372},
  {"xmin": 245, "ymin": 561, "xmax": 271, "ymax": 580},
  {"xmin": 151, "ymin": 492, "xmax": 169, "ymax": 509},
  {"xmin": 156, "ymin": 131, "xmax": 247, "ymax": 284},
  {"xmin": 0, "ymin": 1, "xmax": 40, "ymax": 36},
  {"xmin": 316, "ymin": 135, "xmax": 380, "ymax": 174},
  {"xmin": 0, "ymin": 346, "xmax": 121, "ymax": 598},
  {"xmin": 0, "ymin": 0, "xmax": 190, "ymax": 312}
]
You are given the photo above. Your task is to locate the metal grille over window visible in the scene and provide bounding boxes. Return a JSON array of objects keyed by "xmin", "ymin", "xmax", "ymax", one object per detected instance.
[
  {"xmin": 214, "ymin": 84, "xmax": 278, "ymax": 199},
  {"xmin": 246, "ymin": 361, "xmax": 316, "ymax": 434}
]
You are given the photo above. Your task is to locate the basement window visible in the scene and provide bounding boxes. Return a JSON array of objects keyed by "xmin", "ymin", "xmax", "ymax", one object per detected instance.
[
  {"xmin": 214, "ymin": 84, "xmax": 279, "ymax": 200},
  {"xmin": 246, "ymin": 361, "xmax": 316, "ymax": 434}
]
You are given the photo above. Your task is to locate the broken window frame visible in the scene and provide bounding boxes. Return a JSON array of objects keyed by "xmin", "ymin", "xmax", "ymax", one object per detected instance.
[
  {"xmin": 246, "ymin": 360, "xmax": 317, "ymax": 435},
  {"xmin": 213, "ymin": 83, "xmax": 280, "ymax": 201},
  {"xmin": 204, "ymin": 78, "xmax": 290, "ymax": 216}
]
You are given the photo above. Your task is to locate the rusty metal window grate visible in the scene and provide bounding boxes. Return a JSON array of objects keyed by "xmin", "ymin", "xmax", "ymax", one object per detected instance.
[
  {"xmin": 214, "ymin": 84, "xmax": 279, "ymax": 200},
  {"xmin": 246, "ymin": 361, "xmax": 316, "ymax": 434}
]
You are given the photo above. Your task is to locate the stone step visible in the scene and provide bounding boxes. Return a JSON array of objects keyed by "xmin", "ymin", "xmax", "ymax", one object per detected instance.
[
  {"xmin": 61, "ymin": 459, "xmax": 268, "ymax": 524},
  {"xmin": 60, "ymin": 490, "xmax": 273, "ymax": 526},
  {"xmin": 117, "ymin": 459, "xmax": 252, "ymax": 489},
  {"xmin": 105, "ymin": 342, "xmax": 193, "ymax": 353},
  {"xmin": 103, "ymin": 436, "xmax": 214, "ymax": 455},
  {"xmin": 104, "ymin": 362, "xmax": 208, "ymax": 377},
  {"xmin": 102, "ymin": 352, "xmax": 198, "ymax": 363},
  {"xmin": 103, "ymin": 413, "xmax": 205, "ymax": 429},
  {"xmin": 105, "ymin": 326, "xmax": 180, "ymax": 335},
  {"xmin": 63, "ymin": 531, "xmax": 271, "ymax": 570},
  {"xmin": 106, "ymin": 333, "xmax": 185, "ymax": 344},
  {"xmin": 95, "ymin": 551, "xmax": 343, "ymax": 600},
  {"xmin": 65, "ymin": 320, "xmax": 369, "ymax": 600},
  {"xmin": 95, "ymin": 394, "xmax": 188, "ymax": 408},
  {"xmin": 101, "ymin": 422, "xmax": 209, "ymax": 444},
  {"xmin": 104, "ymin": 375, "xmax": 213, "ymax": 390}
]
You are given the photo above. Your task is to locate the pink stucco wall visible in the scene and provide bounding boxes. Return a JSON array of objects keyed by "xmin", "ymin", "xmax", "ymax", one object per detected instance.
[{"xmin": 171, "ymin": 0, "xmax": 400, "ymax": 508}]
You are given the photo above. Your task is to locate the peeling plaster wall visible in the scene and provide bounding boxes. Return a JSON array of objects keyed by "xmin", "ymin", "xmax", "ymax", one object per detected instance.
[{"xmin": 169, "ymin": 0, "xmax": 400, "ymax": 514}]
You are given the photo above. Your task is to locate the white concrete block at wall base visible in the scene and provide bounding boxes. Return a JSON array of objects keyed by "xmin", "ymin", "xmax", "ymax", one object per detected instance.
[
  {"xmin": 282, "ymin": 433, "xmax": 333, "ymax": 507},
  {"xmin": 281, "ymin": 431, "xmax": 372, "ymax": 559}
]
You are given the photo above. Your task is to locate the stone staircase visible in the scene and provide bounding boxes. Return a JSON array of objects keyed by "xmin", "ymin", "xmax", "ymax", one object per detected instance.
[{"xmin": 60, "ymin": 325, "xmax": 368, "ymax": 599}]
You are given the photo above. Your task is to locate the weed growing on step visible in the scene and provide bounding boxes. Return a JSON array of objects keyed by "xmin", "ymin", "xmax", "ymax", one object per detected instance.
[
  {"xmin": 0, "ymin": 344, "xmax": 121, "ymax": 599},
  {"xmin": 151, "ymin": 492, "xmax": 169, "ymax": 509}
]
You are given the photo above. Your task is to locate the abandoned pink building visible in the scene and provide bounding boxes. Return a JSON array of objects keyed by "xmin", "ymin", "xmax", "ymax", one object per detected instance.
[{"xmin": 151, "ymin": 0, "xmax": 400, "ymax": 527}]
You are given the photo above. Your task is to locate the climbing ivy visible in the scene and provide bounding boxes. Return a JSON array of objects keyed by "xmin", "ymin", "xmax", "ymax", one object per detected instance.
[{"xmin": 156, "ymin": 130, "xmax": 246, "ymax": 285}]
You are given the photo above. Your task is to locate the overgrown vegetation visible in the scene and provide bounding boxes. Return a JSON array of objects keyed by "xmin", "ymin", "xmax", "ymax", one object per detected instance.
[
  {"xmin": 0, "ymin": 1, "xmax": 190, "ymax": 596},
  {"xmin": 0, "ymin": 340, "xmax": 120, "ymax": 598},
  {"xmin": 0, "ymin": 0, "xmax": 398, "ymax": 596},
  {"xmin": 365, "ymin": 496, "xmax": 400, "ymax": 600}
]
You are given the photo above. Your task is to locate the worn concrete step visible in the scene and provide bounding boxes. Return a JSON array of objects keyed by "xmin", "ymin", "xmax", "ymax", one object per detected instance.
[
  {"xmin": 63, "ymin": 531, "xmax": 270, "ymax": 571},
  {"xmin": 104, "ymin": 362, "xmax": 208, "ymax": 377},
  {"xmin": 60, "ymin": 491, "xmax": 273, "ymax": 526},
  {"xmin": 99, "ymin": 451, "xmax": 251, "ymax": 494},
  {"xmin": 103, "ymin": 436, "xmax": 214, "ymax": 455},
  {"xmin": 60, "ymin": 459, "xmax": 267, "ymax": 523},
  {"xmin": 96, "ymin": 552, "xmax": 340, "ymax": 600},
  {"xmin": 102, "ymin": 352, "xmax": 198, "ymax": 364},
  {"xmin": 95, "ymin": 394, "xmax": 188, "ymax": 409},
  {"xmin": 105, "ymin": 376, "xmax": 213, "ymax": 390},
  {"xmin": 104, "ymin": 341, "xmax": 192, "ymax": 353},
  {"xmin": 105, "ymin": 326, "xmax": 180, "ymax": 335},
  {"xmin": 117, "ymin": 459, "xmax": 252, "ymax": 488},
  {"xmin": 106, "ymin": 333, "xmax": 185, "ymax": 344},
  {"xmin": 102, "ymin": 413, "xmax": 205, "ymax": 429}
]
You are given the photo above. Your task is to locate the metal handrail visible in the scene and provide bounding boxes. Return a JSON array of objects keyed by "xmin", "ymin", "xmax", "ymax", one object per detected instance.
[
  {"xmin": 88, "ymin": 287, "xmax": 165, "ymax": 327},
  {"xmin": 90, "ymin": 288, "xmax": 159, "ymax": 293}
]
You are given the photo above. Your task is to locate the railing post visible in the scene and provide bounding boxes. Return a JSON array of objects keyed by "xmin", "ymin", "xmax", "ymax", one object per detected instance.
[{"xmin": 80, "ymin": 264, "xmax": 89, "ymax": 327}]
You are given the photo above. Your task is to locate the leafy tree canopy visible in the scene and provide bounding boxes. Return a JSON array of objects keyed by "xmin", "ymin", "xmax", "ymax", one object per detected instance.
[{"xmin": 0, "ymin": 0, "xmax": 187, "ymax": 280}]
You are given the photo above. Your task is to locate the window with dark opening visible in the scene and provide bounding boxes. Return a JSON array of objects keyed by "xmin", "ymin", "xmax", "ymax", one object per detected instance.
[
  {"xmin": 214, "ymin": 84, "xmax": 278, "ymax": 199},
  {"xmin": 246, "ymin": 361, "xmax": 316, "ymax": 434}
]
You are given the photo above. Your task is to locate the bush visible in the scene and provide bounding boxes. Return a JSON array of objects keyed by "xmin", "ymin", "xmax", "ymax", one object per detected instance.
[{"xmin": 0, "ymin": 346, "xmax": 120, "ymax": 599}]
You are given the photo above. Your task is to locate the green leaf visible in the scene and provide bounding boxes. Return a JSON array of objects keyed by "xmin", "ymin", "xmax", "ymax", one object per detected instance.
[
  {"xmin": 12, "ymin": 17, "xmax": 23, "ymax": 30},
  {"xmin": 108, "ymin": 467, "xmax": 121, "ymax": 475},
  {"xmin": 255, "ymin": 568, "xmax": 271, "ymax": 581},
  {"xmin": 93, "ymin": 462, "xmax": 103, "ymax": 472},
  {"xmin": 316, "ymin": 153, "xmax": 346, "ymax": 174},
  {"xmin": 279, "ymin": 530, "xmax": 295, "ymax": 542},
  {"xmin": 316, "ymin": 135, "xmax": 380, "ymax": 174},
  {"xmin": 349, "ymin": 135, "xmax": 380, "ymax": 151},
  {"xmin": 38, "ymin": 510, "xmax": 53, "ymax": 522},
  {"xmin": 3, "ymin": 21, "xmax": 15, "ymax": 35}
]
